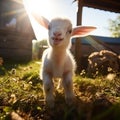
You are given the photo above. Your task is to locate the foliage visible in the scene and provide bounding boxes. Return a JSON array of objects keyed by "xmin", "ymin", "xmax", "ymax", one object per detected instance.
[
  {"xmin": 108, "ymin": 16, "xmax": 120, "ymax": 37},
  {"xmin": 0, "ymin": 61, "xmax": 120, "ymax": 120},
  {"xmin": 39, "ymin": 39, "xmax": 48, "ymax": 47}
]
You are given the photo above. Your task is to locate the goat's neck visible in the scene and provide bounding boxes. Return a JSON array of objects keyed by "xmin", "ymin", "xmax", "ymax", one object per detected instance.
[{"xmin": 50, "ymin": 47, "xmax": 67, "ymax": 63}]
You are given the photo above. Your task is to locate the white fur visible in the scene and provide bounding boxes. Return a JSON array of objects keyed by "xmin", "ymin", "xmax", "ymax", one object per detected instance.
[
  {"xmin": 40, "ymin": 18, "xmax": 76, "ymax": 107},
  {"xmin": 32, "ymin": 14, "xmax": 96, "ymax": 108}
]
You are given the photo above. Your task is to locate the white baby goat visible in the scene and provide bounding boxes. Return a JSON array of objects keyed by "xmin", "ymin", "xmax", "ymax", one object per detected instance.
[{"xmin": 32, "ymin": 15, "xmax": 96, "ymax": 108}]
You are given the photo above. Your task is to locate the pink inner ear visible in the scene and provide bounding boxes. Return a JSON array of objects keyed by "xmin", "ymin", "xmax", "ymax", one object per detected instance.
[
  {"xmin": 72, "ymin": 26, "xmax": 96, "ymax": 37},
  {"xmin": 38, "ymin": 16, "xmax": 49, "ymax": 29},
  {"xmin": 31, "ymin": 12, "xmax": 49, "ymax": 29}
]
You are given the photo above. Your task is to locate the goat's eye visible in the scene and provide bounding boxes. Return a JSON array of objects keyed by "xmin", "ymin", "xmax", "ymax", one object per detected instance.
[{"xmin": 67, "ymin": 29, "xmax": 72, "ymax": 34}]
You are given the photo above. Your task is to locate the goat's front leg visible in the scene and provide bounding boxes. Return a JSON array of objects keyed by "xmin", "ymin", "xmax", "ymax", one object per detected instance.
[
  {"xmin": 62, "ymin": 72, "xmax": 75, "ymax": 106},
  {"xmin": 43, "ymin": 72, "xmax": 54, "ymax": 108}
]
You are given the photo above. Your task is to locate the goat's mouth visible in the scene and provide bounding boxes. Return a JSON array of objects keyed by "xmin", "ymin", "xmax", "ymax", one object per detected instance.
[{"xmin": 52, "ymin": 37, "xmax": 63, "ymax": 45}]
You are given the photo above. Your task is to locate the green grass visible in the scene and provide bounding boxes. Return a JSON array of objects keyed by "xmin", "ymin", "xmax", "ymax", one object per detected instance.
[{"xmin": 0, "ymin": 61, "xmax": 120, "ymax": 120}]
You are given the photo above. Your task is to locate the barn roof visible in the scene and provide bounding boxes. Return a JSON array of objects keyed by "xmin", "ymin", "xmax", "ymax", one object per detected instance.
[
  {"xmin": 72, "ymin": 35, "xmax": 120, "ymax": 44},
  {"xmin": 76, "ymin": 0, "xmax": 120, "ymax": 13},
  {"xmin": 82, "ymin": 0, "xmax": 120, "ymax": 13},
  {"xmin": 72, "ymin": 35, "xmax": 120, "ymax": 54}
]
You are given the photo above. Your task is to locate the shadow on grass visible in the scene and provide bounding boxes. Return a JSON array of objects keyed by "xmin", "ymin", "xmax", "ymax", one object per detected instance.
[
  {"xmin": 0, "ymin": 82, "xmax": 120, "ymax": 120},
  {"xmin": 0, "ymin": 61, "xmax": 120, "ymax": 120},
  {"xmin": 0, "ymin": 61, "xmax": 30, "ymax": 76},
  {"xmin": 6, "ymin": 92, "xmax": 120, "ymax": 120}
]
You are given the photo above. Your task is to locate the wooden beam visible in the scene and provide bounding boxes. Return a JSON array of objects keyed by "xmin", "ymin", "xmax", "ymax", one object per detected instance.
[
  {"xmin": 83, "ymin": 0, "xmax": 120, "ymax": 13},
  {"xmin": 75, "ymin": 0, "xmax": 83, "ymax": 73}
]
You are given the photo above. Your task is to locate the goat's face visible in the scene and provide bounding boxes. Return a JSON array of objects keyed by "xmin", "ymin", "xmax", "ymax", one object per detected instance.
[
  {"xmin": 48, "ymin": 18, "xmax": 72, "ymax": 48},
  {"xmin": 32, "ymin": 14, "xmax": 96, "ymax": 48}
]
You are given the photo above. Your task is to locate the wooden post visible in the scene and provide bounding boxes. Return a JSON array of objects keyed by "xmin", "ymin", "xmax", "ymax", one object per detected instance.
[{"xmin": 75, "ymin": 0, "xmax": 83, "ymax": 74}]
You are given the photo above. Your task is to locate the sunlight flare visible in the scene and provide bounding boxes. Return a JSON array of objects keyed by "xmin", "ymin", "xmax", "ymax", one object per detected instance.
[
  {"xmin": 23, "ymin": 0, "xmax": 54, "ymax": 17},
  {"xmin": 23, "ymin": 0, "xmax": 56, "ymax": 40}
]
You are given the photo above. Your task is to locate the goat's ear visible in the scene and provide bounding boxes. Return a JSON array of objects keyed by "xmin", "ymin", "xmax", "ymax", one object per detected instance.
[
  {"xmin": 72, "ymin": 26, "xmax": 96, "ymax": 37},
  {"xmin": 31, "ymin": 13, "xmax": 49, "ymax": 29}
]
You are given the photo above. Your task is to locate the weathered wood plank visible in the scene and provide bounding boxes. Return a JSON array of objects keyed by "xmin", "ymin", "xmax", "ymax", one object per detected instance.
[
  {"xmin": 0, "ymin": 37, "xmax": 32, "ymax": 49},
  {"xmin": 0, "ymin": 29, "xmax": 33, "ymax": 61},
  {"xmin": 0, "ymin": 48, "xmax": 32, "ymax": 61}
]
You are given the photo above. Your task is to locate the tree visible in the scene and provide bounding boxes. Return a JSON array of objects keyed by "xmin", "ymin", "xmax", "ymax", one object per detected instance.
[{"xmin": 108, "ymin": 16, "xmax": 120, "ymax": 37}]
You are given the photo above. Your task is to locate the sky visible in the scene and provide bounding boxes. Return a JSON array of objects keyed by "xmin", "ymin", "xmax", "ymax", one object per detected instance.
[{"xmin": 23, "ymin": 0, "xmax": 120, "ymax": 40}]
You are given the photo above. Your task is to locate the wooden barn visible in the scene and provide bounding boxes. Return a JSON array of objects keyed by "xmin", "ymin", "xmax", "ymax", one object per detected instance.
[{"xmin": 0, "ymin": 0, "xmax": 35, "ymax": 61}]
